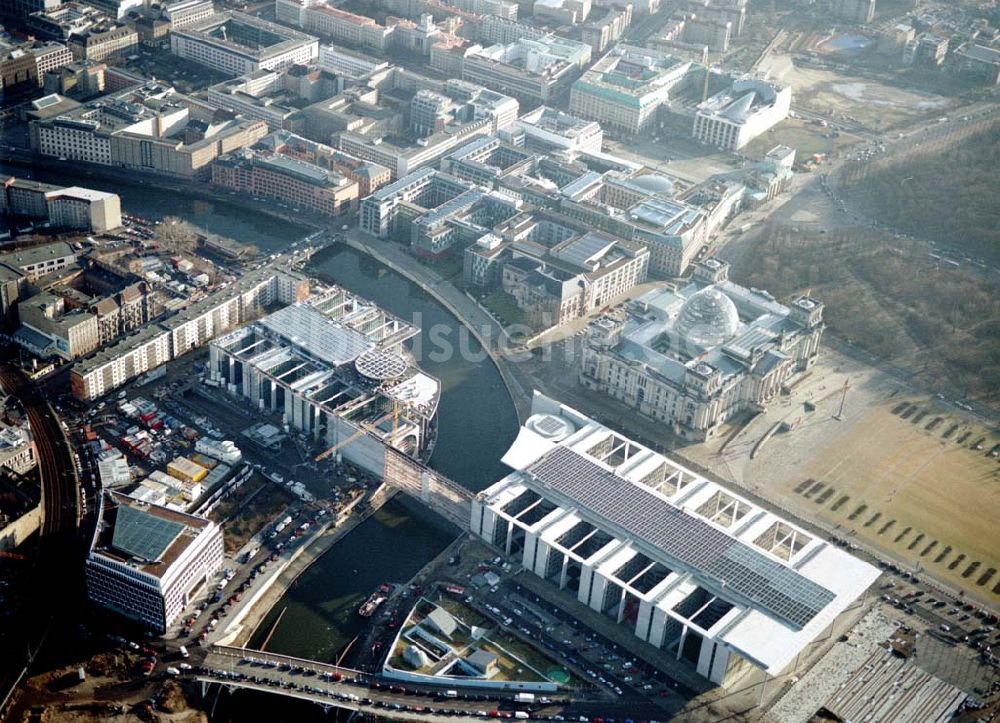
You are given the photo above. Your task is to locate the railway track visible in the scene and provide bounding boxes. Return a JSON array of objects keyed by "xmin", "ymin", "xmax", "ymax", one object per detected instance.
[{"xmin": 0, "ymin": 362, "xmax": 80, "ymax": 539}]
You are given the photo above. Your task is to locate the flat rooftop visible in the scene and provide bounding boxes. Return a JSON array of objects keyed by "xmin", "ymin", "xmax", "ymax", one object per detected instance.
[
  {"xmin": 91, "ymin": 491, "xmax": 212, "ymax": 579},
  {"xmin": 174, "ymin": 11, "xmax": 317, "ymax": 60},
  {"xmin": 490, "ymin": 393, "xmax": 881, "ymax": 673}
]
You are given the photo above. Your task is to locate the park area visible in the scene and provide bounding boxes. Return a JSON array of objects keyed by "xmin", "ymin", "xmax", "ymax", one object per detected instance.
[{"xmin": 732, "ymin": 225, "xmax": 1000, "ymax": 411}]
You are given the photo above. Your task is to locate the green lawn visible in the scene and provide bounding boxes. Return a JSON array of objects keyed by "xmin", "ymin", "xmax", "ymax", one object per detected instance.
[{"xmin": 481, "ymin": 290, "xmax": 526, "ymax": 329}]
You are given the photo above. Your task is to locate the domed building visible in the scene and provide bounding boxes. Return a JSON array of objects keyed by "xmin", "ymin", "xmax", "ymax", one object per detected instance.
[
  {"xmin": 580, "ymin": 259, "xmax": 825, "ymax": 440},
  {"xmin": 673, "ymin": 285, "xmax": 741, "ymax": 349}
]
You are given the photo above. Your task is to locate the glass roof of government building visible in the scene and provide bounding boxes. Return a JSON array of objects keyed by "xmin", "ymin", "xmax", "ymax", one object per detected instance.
[{"xmin": 527, "ymin": 446, "xmax": 836, "ymax": 629}]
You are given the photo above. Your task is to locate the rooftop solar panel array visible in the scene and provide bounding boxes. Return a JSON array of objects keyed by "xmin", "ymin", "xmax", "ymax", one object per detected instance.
[
  {"xmin": 527, "ymin": 447, "xmax": 834, "ymax": 629},
  {"xmin": 112, "ymin": 505, "xmax": 185, "ymax": 562}
]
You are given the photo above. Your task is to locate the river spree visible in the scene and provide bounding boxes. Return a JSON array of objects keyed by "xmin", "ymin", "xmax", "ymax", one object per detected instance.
[{"xmin": 27, "ymin": 174, "xmax": 520, "ymax": 659}]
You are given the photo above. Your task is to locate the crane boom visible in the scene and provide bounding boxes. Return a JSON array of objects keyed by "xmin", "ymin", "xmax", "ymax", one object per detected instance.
[{"xmin": 314, "ymin": 402, "xmax": 401, "ymax": 462}]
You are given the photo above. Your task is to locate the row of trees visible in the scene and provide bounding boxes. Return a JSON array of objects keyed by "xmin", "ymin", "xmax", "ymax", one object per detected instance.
[{"xmin": 733, "ymin": 225, "xmax": 1000, "ymax": 408}]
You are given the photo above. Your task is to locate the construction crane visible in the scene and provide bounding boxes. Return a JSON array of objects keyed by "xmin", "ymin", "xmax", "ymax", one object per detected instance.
[{"xmin": 314, "ymin": 399, "xmax": 402, "ymax": 462}]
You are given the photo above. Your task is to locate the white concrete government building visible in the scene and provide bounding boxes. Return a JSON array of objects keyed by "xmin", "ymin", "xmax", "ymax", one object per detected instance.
[{"xmin": 472, "ymin": 393, "xmax": 879, "ymax": 688}]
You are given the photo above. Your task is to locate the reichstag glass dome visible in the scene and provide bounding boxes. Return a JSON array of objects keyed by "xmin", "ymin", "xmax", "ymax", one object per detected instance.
[{"xmin": 673, "ymin": 286, "xmax": 740, "ymax": 348}]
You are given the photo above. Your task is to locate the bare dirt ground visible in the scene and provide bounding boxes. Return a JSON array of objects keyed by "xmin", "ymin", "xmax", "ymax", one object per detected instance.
[
  {"xmin": 761, "ymin": 53, "xmax": 957, "ymax": 131},
  {"xmin": 684, "ymin": 348, "xmax": 1000, "ymax": 605},
  {"xmin": 9, "ymin": 655, "xmax": 206, "ymax": 723}
]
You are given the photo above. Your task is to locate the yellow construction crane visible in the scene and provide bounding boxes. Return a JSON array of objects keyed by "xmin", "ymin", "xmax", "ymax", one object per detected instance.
[{"xmin": 314, "ymin": 399, "xmax": 401, "ymax": 462}]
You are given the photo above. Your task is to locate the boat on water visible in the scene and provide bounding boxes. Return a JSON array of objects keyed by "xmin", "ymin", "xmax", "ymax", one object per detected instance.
[{"xmin": 358, "ymin": 592, "xmax": 387, "ymax": 618}]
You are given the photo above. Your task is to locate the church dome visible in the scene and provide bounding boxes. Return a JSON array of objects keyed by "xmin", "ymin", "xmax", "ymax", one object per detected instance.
[{"xmin": 674, "ymin": 285, "xmax": 740, "ymax": 348}]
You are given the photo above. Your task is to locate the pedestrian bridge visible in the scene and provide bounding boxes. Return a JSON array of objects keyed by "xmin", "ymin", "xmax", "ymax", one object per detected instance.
[{"xmin": 383, "ymin": 448, "xmax": 472, "ymax": 529}]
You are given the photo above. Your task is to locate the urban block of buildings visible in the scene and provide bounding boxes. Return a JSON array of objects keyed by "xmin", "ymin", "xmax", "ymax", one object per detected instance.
[
  {"xmin": 1, "ymin": 176, "xmax": 122, "ymax": 233},
  {"xmin": 364, "ymin": 105, "xmax": 789, "ymax": 280},
  {"xmin": 457, "ymin": 34, "xmax": 592, "ymax": 104},
  {"xmin": 579, "ymin": 258, "xmax": 824, "ymax": 440},
  {"xmin": 569, "ymin": 45, "xmax": 691, "ymax": 135},
  {"xmin": 29, "ymin": 82, "xmax": 269, "ymax": 178},
  {"xmin": 472, "ymin": 392, "xmax": 879, "ymax": 686},
  {"xmin": 86, "ymin": 490, "xmax": 224, "ymax": 633},
  {"xmin": 212, "ymin": 150, "xmax": 360, "ymax": 218},
  {"xmin": 170, "ymin": 11, "xmax": 319, "ymax": 77},
  {"xmin": 693, "ymin": 76, "xmax": 791, "ymax": 150},
  {"xmin": 208, "ymin": 285, "xmax": 440, "ymax": 463},
  {"xmin": 4, "ymin": 242, "xmax": 158, "ymax": 360},
  {"xmin": 497, "ymin": 223, "xmax": 650, "ymax": 327},
  {"xmin": 70, "ymin": 265, "xmax": 309, "ymax": 401}
]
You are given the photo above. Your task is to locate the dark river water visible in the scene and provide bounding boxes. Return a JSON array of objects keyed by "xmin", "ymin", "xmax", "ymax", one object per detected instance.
[{"xmin": 243, "ymin": 245, "xmax": 518, "ymax": 660}]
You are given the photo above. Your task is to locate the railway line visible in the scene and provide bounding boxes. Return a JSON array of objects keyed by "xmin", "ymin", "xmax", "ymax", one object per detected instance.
[{"xmin": 0, "ymin": 362, "xmax": 81, "ymax": 540}]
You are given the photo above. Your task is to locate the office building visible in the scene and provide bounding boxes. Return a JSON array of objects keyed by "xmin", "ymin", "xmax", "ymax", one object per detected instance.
[
  {"xmin": 0, "ymin": 424, "xmax": 35, "ymax": 476},
  {"xmin": 360, "ymin": 167, "xmax": 475, "ymax": 238},
  {"xmin": 0, "ymin": 265, "xmax": 25, "ymax": 321},
  {"xmin": 440, "ymin": 135, "xmax": 536, "ymax": 187},
  {"xmin": 693, "ymin": 76, "xmax": 791, "ymax": 150},
  {"xmin": 170, "ymin": 11, "xmax": 319, "ymax": 77},
  {"xmin": 954, "ymin": 44, "xmax": 1000, "ymax": 85},
  {"xmin": 318, "ymin": 43, "xmax": 390, "ymax": 77},
  {"xmin": 1, "ymin": 177, "xmax": 121, "ymax": 232},
  {"xmin": 570, "ymin": 45, "xmax": 691, "ymax": 135},
  {"xmin": 17, "ymin": 292, "xmax": 101, "ymax": 359},
  {"xmin": 208, "ymin": 286, "xmax": 440, "ymax": 462},
  {"xmin": 43, "ymin": 59, "xmax": 107, "ymax": 98},
  {"xmin": 557, "ymin": 173, "xmax": 707, "ymax": 277},
  {"xmin": 3, "ymin": 0, "xmax": 61, "ymax": 23},
  {"xmin": 1, "ymin": 39, "xmax": 72, "ymax": 98},
  {"xmin": 305, "ymin": 5, "xmax": 394, "ymax": 51},
  {"xmin": 68, "ymin": 23, "xmax": 138, "ymax": 61},
  {"xmin": 461, "ymin": 35, "xmax": 591, "ymax": 104},
  {"xmin": 497, "ymin": 223, "xmax": 650, "ymax": 326},
  {"xmin": 683, "ymin": 0, "xmax": 744, "ymax": 36},
  {"xmin": 26, "ymin": 3, "xmax": 109, "ymax": 41},
  {"xmin": 832, "ymin": 0, "xmax": 875, "ymax": 24},
  {"xmin": 580, "ymin": 5, "xmax": 633, "ymax": 54},
  {"xmin": 211, "ymin": 152, "xmax": 360, "ymax": 217},
  {"xmin": 29, "ymin": 82, "xmax": 268, "ymax": 178},
  {"xmin": 913, "ymin": 34, "xmax": 948, "ymax": 68},
  {"xmin": 86, "ymin": 491, "xmax": 224, "ymax": 633},
  {"xmin": 580, "ymin": 259, "xmax": 824, "ymax": 440},
  {"xmin": 472, "ymin": 392, "xmax": 878, "ymax": 686},
  {"xmin": 504, "ymin": 105, "xmax": 604, "ymax": 154},
  {"xmin": 339, "ymin": 117, "xmax": 492, "ymax": 180},
  {"xmin": 0, "ymin": 241, "xmax": 76, "ymax": 282},
  {"xmin": 205, "ymin": 70, "xmax": 307, "ymax": 131},
  {"xmin": 159, "ymin": 0, "xmax": 215, "ymax": 28}
]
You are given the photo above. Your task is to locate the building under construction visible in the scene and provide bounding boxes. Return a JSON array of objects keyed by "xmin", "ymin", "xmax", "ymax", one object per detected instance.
[{"xmin": 208, "ymin": 284, "xmax": 440, "ymax": 468}]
